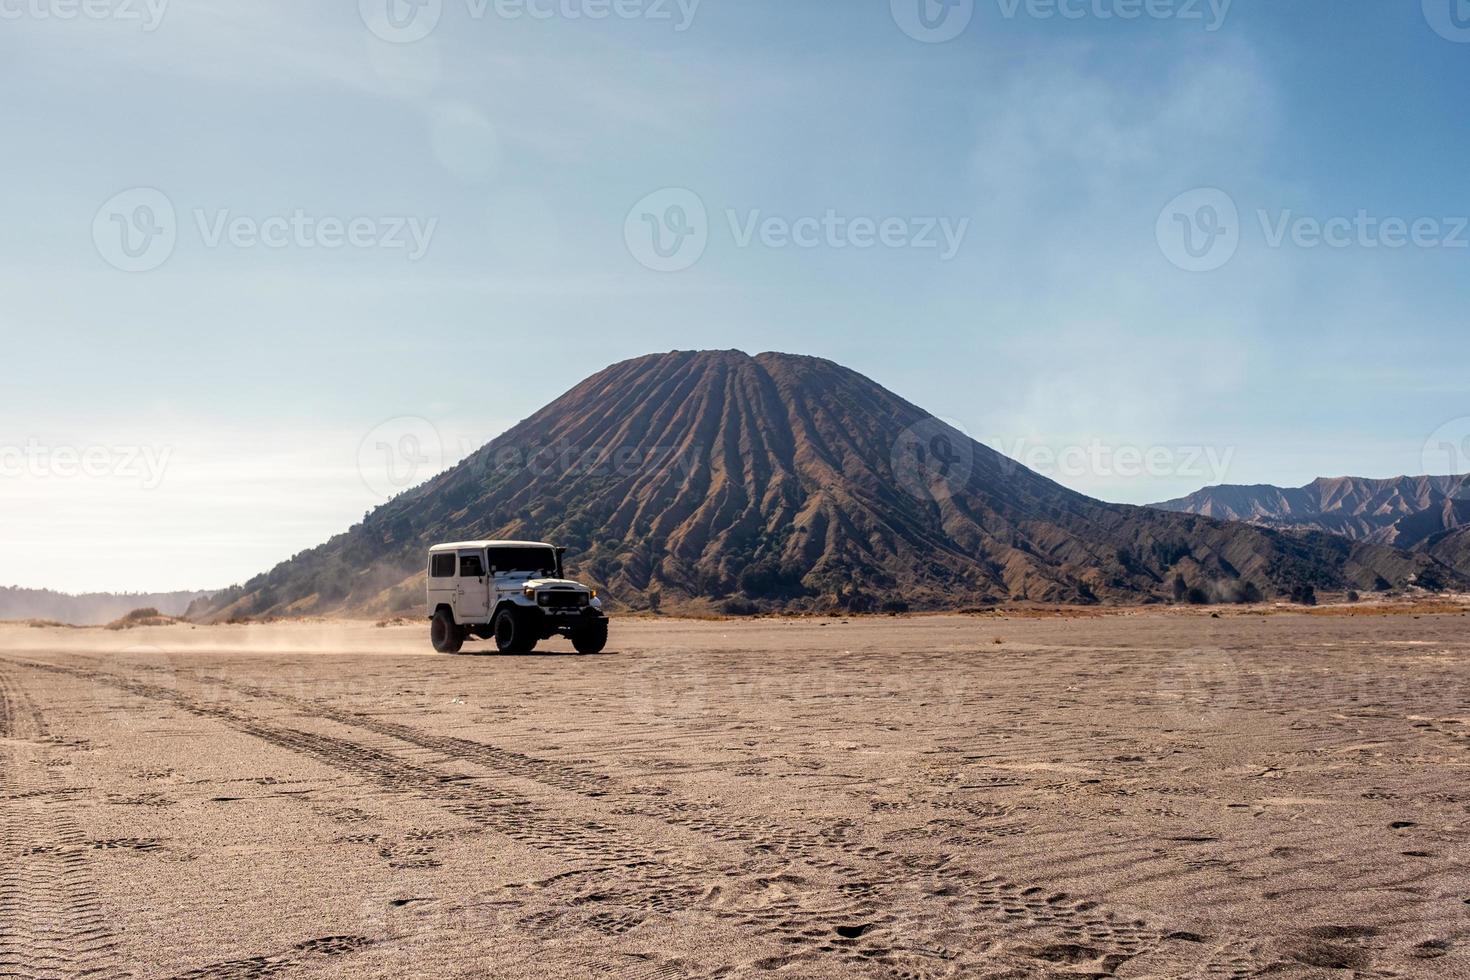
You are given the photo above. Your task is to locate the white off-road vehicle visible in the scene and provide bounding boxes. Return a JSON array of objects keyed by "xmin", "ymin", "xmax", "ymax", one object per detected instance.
[{"xmin": 426, "ymin": 540, "xmax": 608, "ymax": 655}]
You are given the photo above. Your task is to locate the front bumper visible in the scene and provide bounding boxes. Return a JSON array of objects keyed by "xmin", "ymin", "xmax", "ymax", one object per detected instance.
[{"xmin": 527, "ymin": 605, "xmax": 604, "ymax": 639}]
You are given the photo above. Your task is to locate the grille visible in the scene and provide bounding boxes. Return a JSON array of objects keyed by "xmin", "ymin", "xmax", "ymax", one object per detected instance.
[{"xmin": 538, "ymin": 591, "xmax": 588, "ymax": 609}]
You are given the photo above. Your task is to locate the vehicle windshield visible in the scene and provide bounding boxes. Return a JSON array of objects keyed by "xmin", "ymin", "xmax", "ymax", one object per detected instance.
[{"xmin": 488, "ymin": 546, "xmax": 558, "ymax": 577}]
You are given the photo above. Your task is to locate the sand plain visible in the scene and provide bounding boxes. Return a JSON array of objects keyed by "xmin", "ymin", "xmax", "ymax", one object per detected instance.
[{"xmin": 1, "ymin": 610, "xmax": 1467, "ymax": 978}]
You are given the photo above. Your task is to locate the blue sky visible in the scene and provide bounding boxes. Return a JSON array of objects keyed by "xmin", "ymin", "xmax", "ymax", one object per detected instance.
[{"xmin": 3, "ymin": 0, "xmax": 1469, "ymax": 593}]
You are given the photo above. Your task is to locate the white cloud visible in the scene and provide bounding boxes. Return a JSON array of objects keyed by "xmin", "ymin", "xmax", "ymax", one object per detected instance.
[{"xmin": 0, "ymin": 418, "xmax": 510, "ymax": 593}]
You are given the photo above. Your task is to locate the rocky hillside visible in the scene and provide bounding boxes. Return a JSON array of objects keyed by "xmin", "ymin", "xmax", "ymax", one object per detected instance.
[
  {"xmin": 196, "ymin": 352, "xmax": 1460, "ymax": 619},
  {"xmin": 1155, "ymin": 476, "xmax": 1470, "ymax": 552}
]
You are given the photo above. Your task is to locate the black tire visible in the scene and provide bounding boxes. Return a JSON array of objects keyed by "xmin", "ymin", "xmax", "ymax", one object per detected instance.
[
  {"xmin": 572, "ymin": 620, "xmax": 609, "ymax": 655},
  {"xmin": 431, "ymin": 608, "xmax": 464, "ymax": 654},
  {"xmin": 493, "ymin": 605, "xmax": 538, "ymax": 654}
]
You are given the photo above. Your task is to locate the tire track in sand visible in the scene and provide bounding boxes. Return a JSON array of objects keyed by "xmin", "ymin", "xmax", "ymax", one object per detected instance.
[
  {"xmin": 8, "ymin": 660, "xmax": 769, "ymax": 974},
  {"xmin": 0, "ymin": 667, "xmax": 129, "ymax": 980},
  {"xmin": 113, "ymin": 660, "xmax": 1265, "ymax": 979}
]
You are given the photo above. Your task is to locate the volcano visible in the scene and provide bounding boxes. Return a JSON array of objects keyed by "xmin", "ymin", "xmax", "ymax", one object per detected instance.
[{"xmin": 198, "ymin": 351, "xmax": 1457, "ymax": 619}]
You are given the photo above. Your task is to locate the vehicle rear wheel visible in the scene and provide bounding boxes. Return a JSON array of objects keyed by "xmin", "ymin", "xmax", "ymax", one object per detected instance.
[
  {"xmin": 431, "ymin": 608, "xmax": 464, "ymax": 654},
  {"xmin": 572, "ymin": 620, "xmax": 608, "ymax": 655},
  {"xmin": 493, "ymin": 606, "xmax": 537, "ymax": 654}
]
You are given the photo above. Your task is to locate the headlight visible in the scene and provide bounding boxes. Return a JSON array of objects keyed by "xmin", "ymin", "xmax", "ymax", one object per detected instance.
[{"xmin": 523, "ymin": 587, "xmax": 535, "ymax": 599}]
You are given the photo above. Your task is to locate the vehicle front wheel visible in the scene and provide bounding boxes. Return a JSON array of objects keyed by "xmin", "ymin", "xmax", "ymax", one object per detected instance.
[
  {"xmin": 572, "ymin": 620, "xmax": 608, "ymax": 655},
  {"xmin": 431, "ymin": 608, "xmax": 465, "ymax": 654},
  {"xmin": 493, "ymin": 606, "xmax": 538, "ymax": 654}
]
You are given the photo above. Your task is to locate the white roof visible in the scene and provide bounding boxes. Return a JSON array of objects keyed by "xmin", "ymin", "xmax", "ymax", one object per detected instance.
[{"xmin": 428, "ymin": 540, "xmax": 555, "ymax": 553}]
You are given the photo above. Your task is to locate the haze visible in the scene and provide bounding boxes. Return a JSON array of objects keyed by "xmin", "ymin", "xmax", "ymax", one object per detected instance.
[{"xmin": 4, "ymin": 1, "xmax": 1468, "ymax": 593}]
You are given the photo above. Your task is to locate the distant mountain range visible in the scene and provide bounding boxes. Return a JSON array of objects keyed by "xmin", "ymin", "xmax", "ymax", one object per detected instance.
[
  {"xmin": 0, "ymin": 587, "xmax": 214, "ymax": 626},
  {"xmin": 193, "ymin": 351, "xmax": 1460, "ymax": 620},
  {"xmin": 1154, "ymin": 476, "xmax": 1470, "ymax": 576}
]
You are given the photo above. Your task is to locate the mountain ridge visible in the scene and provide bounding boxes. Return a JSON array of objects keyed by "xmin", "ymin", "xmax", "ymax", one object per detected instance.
[
  {"xmin": 1154, "ymin": 475, "xmax": 1470, "ymax": 551},
  {"xmin": 0, "ymin": 587, "xmax": 215, "ymax": 626},
  {"xmin": 195, "ymin": 351, "xmax": 1461, "ymax": 620}
]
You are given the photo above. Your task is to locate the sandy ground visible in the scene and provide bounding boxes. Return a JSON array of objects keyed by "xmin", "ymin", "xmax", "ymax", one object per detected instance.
[{"xmin": 1, "ymin": 611, "xmax": 1467, "ymax": 979}]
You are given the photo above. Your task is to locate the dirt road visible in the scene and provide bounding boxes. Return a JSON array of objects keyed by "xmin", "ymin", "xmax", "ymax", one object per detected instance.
[{"xmin": 1, "ymin": 611, "xmax": 1466, "ymax": 978}]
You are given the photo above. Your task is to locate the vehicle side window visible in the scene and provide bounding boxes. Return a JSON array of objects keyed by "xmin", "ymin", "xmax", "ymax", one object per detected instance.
[
  {"xmin": 430, "ymin": 554, "xmax": 455, "ymax": 578},
  {"xmin": 459, "ymin": 553, "xmax": 485, "ymax": 578}
]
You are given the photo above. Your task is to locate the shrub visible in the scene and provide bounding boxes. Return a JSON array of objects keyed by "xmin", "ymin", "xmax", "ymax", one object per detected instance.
[
  {"xmin": 738, "ymin": 560, "xmax": 807, "ymax": 600},
  {"xmin": 1290, "ymin": 584, "xmax": 1318, "ymax": 606},
  {"xmin": 1415, "ymin": 570, "xmax": 1446, "ymax": 593},
  {"xmin": 720, "ymin": 598, "xmax": 759, "ymax": 617}
]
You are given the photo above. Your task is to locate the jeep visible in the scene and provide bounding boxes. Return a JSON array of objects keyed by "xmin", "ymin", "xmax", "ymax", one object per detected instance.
[{"xmin": 426, "ymin": 540, "xmax": 608, "ymax": 655}]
